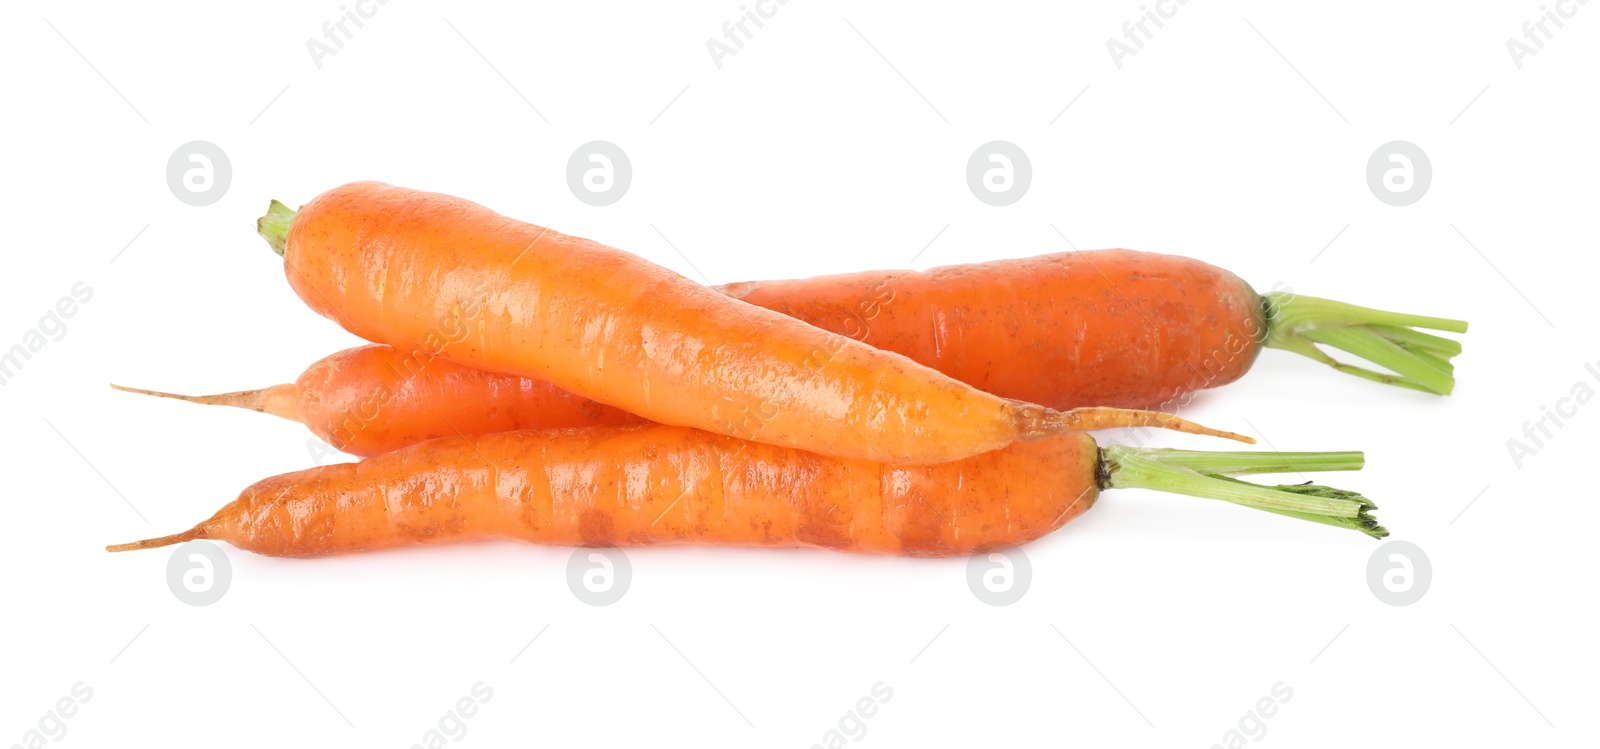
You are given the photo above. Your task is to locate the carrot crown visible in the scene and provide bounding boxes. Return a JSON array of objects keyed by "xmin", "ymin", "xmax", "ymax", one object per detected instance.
[
  {"xmin": 1261, "ymin": 292, "xmax": 1467, "ymax": 395},
  {"xmin": 257, "ymin": 200, "xmax": 297, "ymax": 256}
]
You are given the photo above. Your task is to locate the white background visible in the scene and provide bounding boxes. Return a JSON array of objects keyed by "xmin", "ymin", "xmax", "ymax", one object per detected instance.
[{"xmin": 2, "ymin": 1, "xmax": 1595, "ymax": 747}]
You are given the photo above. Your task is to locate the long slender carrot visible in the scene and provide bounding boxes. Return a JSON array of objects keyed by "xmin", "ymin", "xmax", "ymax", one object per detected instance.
[
  {"xmin": 107, "ymin": 424, "xmax": 1383, "ymax": 558},
  {"xmin": 126, "ymin": 248, "xmax": 1465, "ymax": 457},
  {"xmin": 254, "ymin": 183, "xmax": 1252, "ymax": 464}
]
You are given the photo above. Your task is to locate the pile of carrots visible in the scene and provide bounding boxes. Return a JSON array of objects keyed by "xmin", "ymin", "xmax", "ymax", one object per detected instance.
[{"xmin": 110, "ymin": 182, "xmax": 1465, "ymax": 558}]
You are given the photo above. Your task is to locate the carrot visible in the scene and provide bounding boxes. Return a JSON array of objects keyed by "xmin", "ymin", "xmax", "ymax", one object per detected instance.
[
  {"xmin": 254, "ymin": 183, "xmax": 1252, "ymax": 464},
  {"xmin": 107, "ymin": 424, "xmax": 1383, "ymax": 558},
  {"xmin": 112, "ymin": 345, "xmax": 639, "ymax": 456},
  {"xmin": 720, "ymin": 249, "xmax": 1468, "ymax": 403}
]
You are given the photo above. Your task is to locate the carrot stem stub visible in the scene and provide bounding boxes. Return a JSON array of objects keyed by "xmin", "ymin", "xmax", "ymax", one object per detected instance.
[
  {"xmin": 1100, "ymin": 445, "xmax": 1386, "ymax": 538},
  {"xmin": 257, "ymin": 200, "xmax": 295, "ymax": 256},
  {"xmin": 1262, "ymin": 292, "xmax": 1467, "ymax": 395}
]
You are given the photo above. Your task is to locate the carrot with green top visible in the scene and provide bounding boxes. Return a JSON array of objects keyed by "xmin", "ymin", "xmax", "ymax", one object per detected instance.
[
  {"xmin": 108, "ymin": 424, "xmax": 1384, "ymax": 558},
  {"xmin": 720, "ymin": 249, "xmax": 1467, "ymax": 403}
]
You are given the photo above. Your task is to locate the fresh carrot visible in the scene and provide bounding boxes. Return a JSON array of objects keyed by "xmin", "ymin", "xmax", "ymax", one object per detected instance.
[
  {"xmin": 112, "ymin": 345, "xmax": 639, "ymax": 456},
  {"xmin": 123, "ymin": 249, "xmax": 1464, "ymax": 456},
  {"xmin": 107, "ymin": 424, "xmax": 1383, "ymax": 558},
  {"xmin": 254, "ymin": 183, "xmax": 1253, "ymax": 464},
  {"xmin": 720, "ymin": 249, "xmax": 1468, "ymax": 403}
]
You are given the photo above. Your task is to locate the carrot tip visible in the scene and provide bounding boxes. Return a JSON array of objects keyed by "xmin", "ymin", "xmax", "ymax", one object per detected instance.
[
  {"xmin": 1048, "ymin": 406, "xmax": 1255, "ymax": 444},
  {"xmin": 106, "ymin": 526, "xmax": 208, "ymax": 553},
  {"xmin": 110, "ymin": 383, "xmax": 270, "ymax": 413}
]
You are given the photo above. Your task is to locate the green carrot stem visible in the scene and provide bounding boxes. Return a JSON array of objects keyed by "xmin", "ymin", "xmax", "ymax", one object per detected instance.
[
  {"xmin": 1101, "ymin": 445, "xmax": 1387, "ymax": 539},
  {"xmin": 1266, "ymin": 335, "xmax": 1437, "ymax": 393},
  {"xmin": 1115, "ymin": 448, "xmax": 1365, "ymax": 476},
  {"xmin": 1262, "ymin": 292, "xmax": 1466, "ymax": 396},
  {"xmin": 1407, "ymin": 348, "xmax": 1454, "ymax": 376},
  {"xmin": 1370, "ymin": 325, "xmax": 1462, "ymax": 356},
  {"xmin": 1300, "ymin": 326, "xmax": 1456, "ymax": 395},
  {"xmin": 257, "ymin": 200, "xmax": 297, "ymax": 256}
]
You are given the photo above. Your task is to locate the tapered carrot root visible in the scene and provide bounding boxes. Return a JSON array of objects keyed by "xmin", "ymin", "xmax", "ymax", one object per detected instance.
[
  {"xmin": 105, "ymin": 527, "xmax": 209, "ymax": 552},
  {"xmin": 107, "ymin": 425, "xmax": 1380, "ymax": 559},
  {"xmin": 109, "ymin": 384, "xmax": 306, "ymax": 430},
  {"xmin": 112, "ymin": 345, "xmax": 639, "ymax": 456},
  {"xmin": 109, "ymin": 384, "xmax": 275, "ymax": 412},
  {"xmin": 1045, "ymin": 407, "xmax": 1254, "ymax": 444}
]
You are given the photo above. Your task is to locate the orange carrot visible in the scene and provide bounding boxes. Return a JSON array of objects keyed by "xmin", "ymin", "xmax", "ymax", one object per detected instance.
[
  {"xmin": 107, "ymin": 424, "xmax": 1382, "ymax": 558},
  {"xmin": 112, "ymin": 345, "xmax": 638, "ymax": 456},
  {"xmin": 720, "ymin": 249, "xmax": 1468, "ymax": 404},
  {"xmin": 255, "ymin": 183, "xmax": 1252, "ymax": 464}
]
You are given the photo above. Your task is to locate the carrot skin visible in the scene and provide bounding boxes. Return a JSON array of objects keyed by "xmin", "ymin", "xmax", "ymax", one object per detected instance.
[{"xmin": 178, "ymin": 425, "xmax": 1101, "ymax": 558}]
